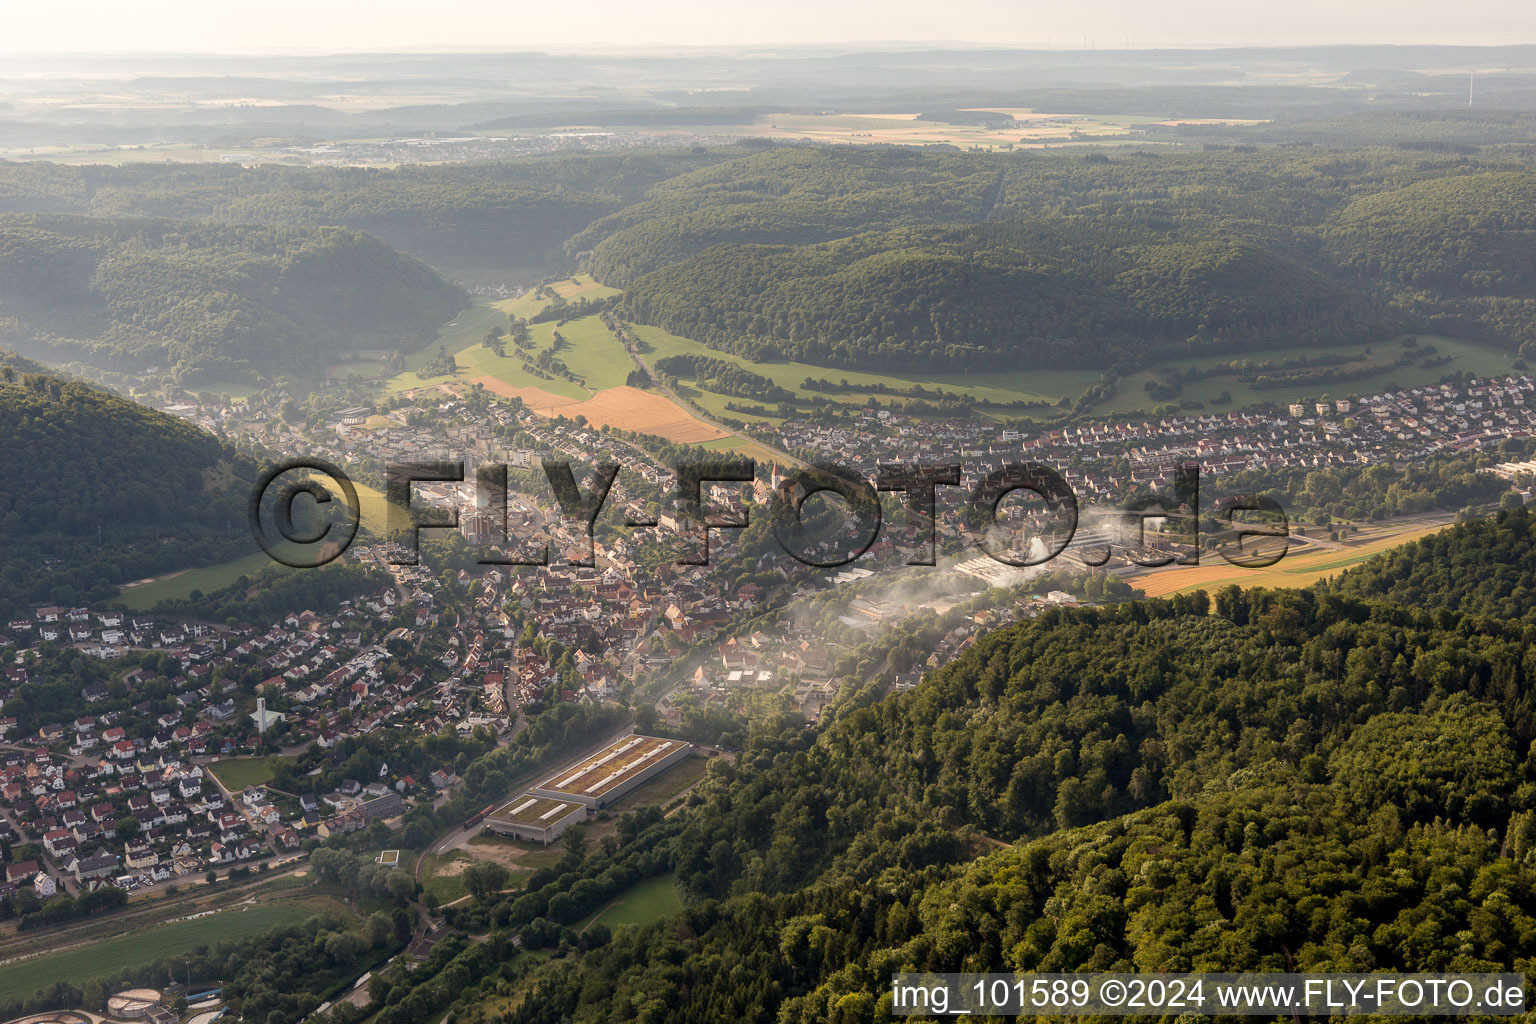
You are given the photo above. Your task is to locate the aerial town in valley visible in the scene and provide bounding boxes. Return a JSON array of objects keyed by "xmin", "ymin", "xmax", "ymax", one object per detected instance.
[
  {"xmin": 7, "ymin": 24, "xmax": 1536, "ymax": 1023},
  {"xmin": 1, "ymin": 345, "xmax": 1529, "ymax": 916}
]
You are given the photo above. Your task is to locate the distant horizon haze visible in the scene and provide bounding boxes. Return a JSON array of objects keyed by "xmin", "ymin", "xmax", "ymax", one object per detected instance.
[{"xmin": 4, "ymin": 0, "xmax": 1535, "ymax": 56}]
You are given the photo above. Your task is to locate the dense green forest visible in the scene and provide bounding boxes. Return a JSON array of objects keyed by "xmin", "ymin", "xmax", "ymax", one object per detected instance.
[
  {"xmin": 620, "ymin": 222, "xmax": 1396, "ymax": 370},
  {"xmin": 0, "ymin": 362, "xmax": 253, "ymax": 615},
  {"xmin": 5, "ymin": 144, "xmax": 1536, "ymax": 377},
  {"xmin": 326, "ymin": 509, "xmax": 1536, "ymax": 1023},
  {"xmin": 570, "ymin": 147, "xmax": 1005, "ymax": 284},
  {"xmin": 0, "ymin": 214, "xmax": 467, "ymax": 382},
  {"xmin": 0, "ymin": 148, "xmax": 742, "ymax": 268},
  {"xmin": 1331, "ymin": 505, "xmax": 1536, "ymax": 618},
  {"xmin": 582, "ymin": 146, "xmax": 1536, "ymax": 371},
  {"xmin": 603, "ymin": 148, "xmax": 1536, "ymax": 371}
]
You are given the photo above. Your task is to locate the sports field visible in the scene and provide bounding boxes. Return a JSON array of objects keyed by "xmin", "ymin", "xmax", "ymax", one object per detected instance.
[
  {"xmin": 208, "ymin": 755, "xmax": 294, "ymax": 791},
  {"xmin": 0, "ymin": 903, "xmax": 323, "ymax": 1005}
]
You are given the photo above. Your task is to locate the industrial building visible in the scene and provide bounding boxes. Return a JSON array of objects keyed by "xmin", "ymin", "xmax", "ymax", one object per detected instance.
[
  {"xmin": 532, "ymin": 734, "xmax": 693, "ymax": 810},
  {"xmin": 483, "ymin": 793, "xmax": 587, "ymax": 844}
]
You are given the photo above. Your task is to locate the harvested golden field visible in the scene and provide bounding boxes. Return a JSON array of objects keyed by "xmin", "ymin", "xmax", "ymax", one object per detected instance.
[
  {"xmin": 1131, "ymin": 520, "xmax": 1454, "ymax": 598},
  {"xmin": 541, "ymin": 386, "xmax": 729, "ymax": 442}
]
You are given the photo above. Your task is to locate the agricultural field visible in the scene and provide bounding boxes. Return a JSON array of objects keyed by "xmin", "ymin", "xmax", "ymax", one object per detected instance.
[
  {"xmin": 632, "ymin": 322, "xmax": 1090, "ymax": 424},
  {"xmin": 548, "ymin": 386, "xmax": 729, "ymax": 442},
  {"xmin": 388, "ymin": 309, "xmax": 626, "ymax": 403},
  {"xmin": 575, "ymin": 873, "xmax": 682, "ymax": 933},
  {"xmin": 383, "ymin": 288, "xmax": 736, "ymax": 445},
  {"xmin": 1132, "ymin": 516, "xmax": 1456, "ymax": 598},
  {"xmin": 591, "ymin": 109, "xmax": 1266, "ymax": 150},
  {"xmin": 0, "ymin": 902, "xmax": 327, "ymax": 1005},
  {"xmin": 504, "ymin": 274, "xmax": 620, "ymax": 321},
  {"xmin": 631, "ymin": 322, "xmax": 1516, "ymax": 424},
  {"xmin": 1092, "ymin": 336, "xmax": 1519, "ymax": 418}
]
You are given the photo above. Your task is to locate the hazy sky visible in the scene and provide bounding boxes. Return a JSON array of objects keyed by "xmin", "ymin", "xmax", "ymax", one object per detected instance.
[{"xmin": 5, "ymin": 0, "xmax": 1534, "ymax": 53}]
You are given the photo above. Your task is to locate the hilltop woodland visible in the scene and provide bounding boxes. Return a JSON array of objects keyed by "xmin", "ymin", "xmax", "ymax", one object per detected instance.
[
  {"xmin": 0, "ymin": 215, "xmax": 466, "ymax": 384},
  {"xmin": 0, "ymin": 362, "xmax": 255, "ymax": 617},
  {"xmin": 3, "ymin": 146, "xmax": 1536, "ymax": 378},
  {"xmin": 203, "ymin": 508, "xmax": 1536, "ymax": 1024}
]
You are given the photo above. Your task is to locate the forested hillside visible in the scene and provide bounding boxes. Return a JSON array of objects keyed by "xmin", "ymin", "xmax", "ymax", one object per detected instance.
[
  {"xmin": 0, "ymin": 214, "xmax": 466, "ymax": 383},
  {"xmin": 1325, "ymin": 171, "xmax": 1536, "ymax": 348},
  {"xmin": 619, "ymin": 222, "xmax": 1396, "ymax": 370},
  {"xmin": 571, "ymin": 147, "xmax": 1004, "ymax": 284},
  {"xmin": 0, "ymin": 149, "xmax": 739, "ymax": 267},
  {"xmin": 1331, "ymin": 505, "xmax": 1536, "ymax": 619},
  {"xmin": 0, "ymin": 363, "xmax": 254, "ymax": 615},
  {"xmin": 585, "ymin": 147, "xmax": 1536, "ymax": 371},
  {"xmin": 377, "ymin": 513, "xmax": 1536, "ymax": 1023},
  {"xmin": 5, "ymin": 145, "xmax": 1536, "ymax": 376},
  {"xmin": 581, "ymin": 147, "xmax": 1536, "ymax": 371}
]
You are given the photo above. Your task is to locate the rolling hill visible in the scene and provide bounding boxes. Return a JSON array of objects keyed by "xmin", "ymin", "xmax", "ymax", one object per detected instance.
[
  {"xmin": 619, "ymin": 222, "xmax": 1399, "ymax": 371},
  {"xmin": 571, "ymin": 147, "xmax": 1003, "ymax": 284},
  {"xmin": 0, "ymin": 360, "xmax": 253, "ymax": 616},
  {"xmin": 439, "ymin": 511, "xmax": 1536, "ymax": 1024},
  {"xmin": 0, "ymin": 149, "xmax": 739, "ymax": 269},
  {"xmin": 0, "ymin": 213, "xmax": 468, "ymax": 384}
]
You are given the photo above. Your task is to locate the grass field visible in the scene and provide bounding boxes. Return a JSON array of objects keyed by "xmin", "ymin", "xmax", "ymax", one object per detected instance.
[
  {"xmin": 116, "ymin": 477, "xmax": 397, "ymax": 610},
  {"xmin": 387, "ymin": 309, "xmax": 621, "ymax": 403},
  {"xmin": 1132, "ymin": 519, "xmax": 1455, "ymax": 598},
  {"xmin": 183, "ymin": 379, "xmax": 261, "ymax": 401},
  {"xmin": 208, "ymin": 756, "xmax": 293, "ymax": 791},
  {"xmin": 118, "ymin": 551, "xmax": 278, "ymax": 610},
  {"xmin": 504, "ymin": 274, "xmax": 620, "ymax": 321},
  {"xmin": 576, "ymin": 873, "xmax": 682, "ymax": 933},
  {"xmin": 328, "ymin": 360, "xmax": 391, "ymax": 381},
  {"xmin": 633, "ymin": 322, "xmax": 1091, "ymax": 424},
  {"xmin": 379, "ymin": 291, "xmax": 735, "ymax": 444},
  {"xmin": 546, "ymin": 314, "xmax": 635, "ymax": 391},
  {"xmin": 422, "ymin": 852, "xmax": 470, "ymax": 905},
  {"xmin": 0, "ymin": 902, "xmax": 321, "ymax": 1004}
]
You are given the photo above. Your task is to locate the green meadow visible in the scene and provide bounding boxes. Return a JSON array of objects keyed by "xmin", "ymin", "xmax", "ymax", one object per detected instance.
[
  {"xmin": 0, "ymin": 903, "xmax": 327, "ymax": 1004},
  {"xmin": 118, "ymin": 551, "xmax": 277, "ymax": 610},
  {"xmin": 576, "ymin": 873, "xmax": 683, "ymax": 933}
]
